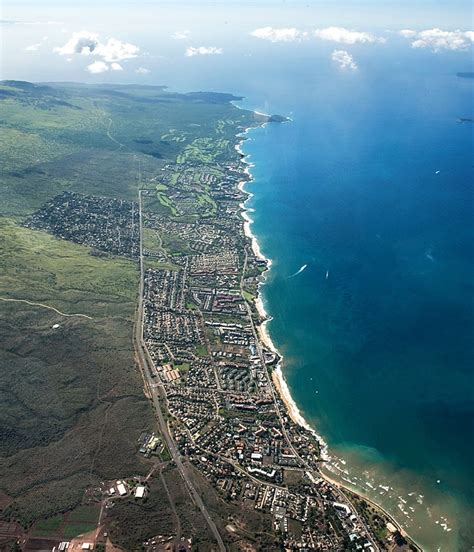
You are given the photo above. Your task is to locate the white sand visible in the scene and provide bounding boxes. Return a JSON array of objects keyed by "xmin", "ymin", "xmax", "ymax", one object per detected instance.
[{"xmin": 236, "ymin": 123, "xmax": 328, "ymax": 461}]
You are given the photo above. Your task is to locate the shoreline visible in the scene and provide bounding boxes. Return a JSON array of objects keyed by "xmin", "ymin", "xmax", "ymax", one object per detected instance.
[
  {"xmin": 235, "ymin": 115, "xmax": 421, "ymax": 551},
  {"xmin": 235, "ymin": 130, "xmax": 330, "ymax": 459}
]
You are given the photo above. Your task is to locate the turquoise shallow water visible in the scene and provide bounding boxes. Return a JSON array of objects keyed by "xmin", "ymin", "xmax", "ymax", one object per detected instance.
[{"xmin": 238, "ymin": 52, "xmax": 474, "ymax": 550}]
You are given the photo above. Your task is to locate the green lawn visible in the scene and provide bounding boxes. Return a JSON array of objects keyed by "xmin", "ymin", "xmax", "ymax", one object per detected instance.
[
  {"xmin": 195, "ymin": 344, "xmax": 209, "ymax": 357},
  {"xmin": 68, "ymin": 504, "xmax": 99, "ymax": 523},
  {"xmin": 175, "ymin": 362, "xmax": 190, "ymax": 373},
  {"xmin": 144, "ymin": 258, "xmax": 180, "ymax": 271},
  {"xmin": 63, "ymin": 522, "xmax": 97, "ymax": 539},
  {"xmin": 32, "ymin": 515, "xmax": 64, "ymax": 536},
  {"xmin": 143, "ymin": 227, "xmax": 164, "ymax": 254},
  {"xmin": 157, "ymin": 191, "xmax": 178, "ymax": 216},
  {"xmin": 197, "ymin": 192, "xmax": 217, "ymax": 217},
  {"xmin": 242, "ymin": 289, "xmax": 256, "ymax": 302}
]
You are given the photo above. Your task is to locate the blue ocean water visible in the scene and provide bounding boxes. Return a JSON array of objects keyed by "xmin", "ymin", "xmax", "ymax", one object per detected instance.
[{"xmin": 236, "ymin": 47, "xmax": 474, "ymax": 550}]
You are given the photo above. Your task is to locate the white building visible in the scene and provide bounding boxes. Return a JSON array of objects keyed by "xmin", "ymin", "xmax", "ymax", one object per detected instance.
[
  {"xmin": 117, "ymin": 482, "xmax": 127, "ymax": 496},
  {"xmin": 135, "ymin": 485, "xmax": 146, "ymax": 498}
]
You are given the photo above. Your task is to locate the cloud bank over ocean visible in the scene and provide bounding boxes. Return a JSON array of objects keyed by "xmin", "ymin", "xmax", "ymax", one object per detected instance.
[
  {"xmin": 185, "ymin": 46, "xmax": 223, "ymax": 57},
  {"xmin": 399, "ymin": 28, "xmax": 474, "ymax": 50}
]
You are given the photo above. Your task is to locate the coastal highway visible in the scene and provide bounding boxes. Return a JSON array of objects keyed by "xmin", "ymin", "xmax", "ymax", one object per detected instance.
[{"xmin": 133, "ymin": 189, "xmax": 226, "ymax": 552}]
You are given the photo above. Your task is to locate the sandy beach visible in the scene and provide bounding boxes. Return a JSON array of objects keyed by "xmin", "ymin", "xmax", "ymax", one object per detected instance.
[{"xmin": 236, "ymin": 126, "xmax": 329, "ymax": 461}]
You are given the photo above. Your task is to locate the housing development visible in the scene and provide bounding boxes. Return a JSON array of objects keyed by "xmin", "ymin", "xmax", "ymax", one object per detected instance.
[
  {"xmin": 133, "ymin": 153, "xmax": 417, "ymax": 551},
  {"xmin": 0, "ymin": 81, "xmax": 417, "ymax": 552}
]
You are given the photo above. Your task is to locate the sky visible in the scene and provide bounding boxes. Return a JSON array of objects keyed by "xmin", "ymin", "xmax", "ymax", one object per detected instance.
[{"xmin": 1, "ymin": 1, "xmax": 472, "ymax": 90}]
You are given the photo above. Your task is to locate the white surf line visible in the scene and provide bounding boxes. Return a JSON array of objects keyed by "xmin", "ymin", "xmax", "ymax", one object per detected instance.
[
  {"xmin": 288, "ymin": 264, "xmax": 307, "ymax": 279},
  {"xmin": 0, "ymin": 296, "xmax": 93, "ymax": 320}
]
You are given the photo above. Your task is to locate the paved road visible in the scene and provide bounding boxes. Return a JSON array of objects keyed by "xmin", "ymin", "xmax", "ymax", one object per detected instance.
[{"xmin": 133, "ymin": 190, "xmax": 226, "ymax": 552}]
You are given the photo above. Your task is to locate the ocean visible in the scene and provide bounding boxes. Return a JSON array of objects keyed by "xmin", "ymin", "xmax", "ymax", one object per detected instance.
[{"xmin": 236, "ymin": 46, "xmax": 474, "ymax": 551}]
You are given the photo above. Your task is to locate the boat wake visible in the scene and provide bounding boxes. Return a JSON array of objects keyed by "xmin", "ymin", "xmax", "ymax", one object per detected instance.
[{"xmin": 288, "ymin": 264, "xmax": 307, "ymax": 279}]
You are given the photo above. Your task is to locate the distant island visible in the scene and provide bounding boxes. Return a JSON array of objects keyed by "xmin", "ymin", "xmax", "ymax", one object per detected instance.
[
  {"xmin": 268, "ymin": 114, "xmax": 291, "ymax": 123},
  {"xmin": 456, "ymin": 72, "xmax": 474, "ymax": 79}
]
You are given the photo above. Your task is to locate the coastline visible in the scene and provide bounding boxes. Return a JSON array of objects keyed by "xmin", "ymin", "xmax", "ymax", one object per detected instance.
[
  {"xmin": 235, "ymin": 116, "xmax": 421, "ymax": 551},
  {"xmin": 235, "ymin": 129, "xmax": 330, "ymax": 459}
]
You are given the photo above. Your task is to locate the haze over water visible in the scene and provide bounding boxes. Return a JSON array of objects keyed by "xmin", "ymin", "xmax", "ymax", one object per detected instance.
[{"xmin": 3, "ymin": 1, "xmax": 473, "ymax": 549}]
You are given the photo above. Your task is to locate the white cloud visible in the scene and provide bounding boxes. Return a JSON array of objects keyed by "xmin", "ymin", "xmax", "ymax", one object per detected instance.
[
  {"xmin": 95, "ymin": 37, "xmax": 139, "ymax": 62},
  {"xmin": 25, "ymin": 42, "xmax": 42, "ymax": 51},
  {"xmin": 135, "ymin": 67, "xmax": 150, "ymax": 74},
  {"xmin": 399, "ymin": 29, "xmax": 417, "ymax": 38},
  {"xmin": 250, "ymin": 27, "xmax": 305, "ymax": 43},
  {"xmin": 54, "ymin": 30, "xmax": 99, "ymax": 56},
  {"xmin": 332, "ymin": 49, "xmax": 358, "ymax": 71},
  {"xmin": 399, "ymin": 28, "xmax": 474, "ymax": 51},
  {"xmin": 315, "ymin": 26, "xmax": 385, "ymax": 44},
  {"xmin": 24, "ymin": 35, "xmax": 48, "ymax": 52},
  {"xmin": 54, "ymin": 30, "xmax": 139, "ymax": 62},
  {"xmin": 250, "ymin": 25, "xmax": 384, "ymax": 45},
  {"xmin": 172, "ymin": 30, "xmax": 190, "ymax": 40},
  {"xmin": 86, "ymin": 60, "xmax": 109, "ymax": 74},
  {"xmin": 110, "ymin": 62, "xmax": 123, "ymax": 71},
  {"xmin": 185, "ymin": 46, "xmax": 223, "ymax": 57}
]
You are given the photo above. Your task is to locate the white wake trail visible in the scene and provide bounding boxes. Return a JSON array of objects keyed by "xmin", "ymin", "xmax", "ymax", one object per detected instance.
[{"xmin": 288, "ymin": 264, "xmax": 307, "ymax": 279}]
